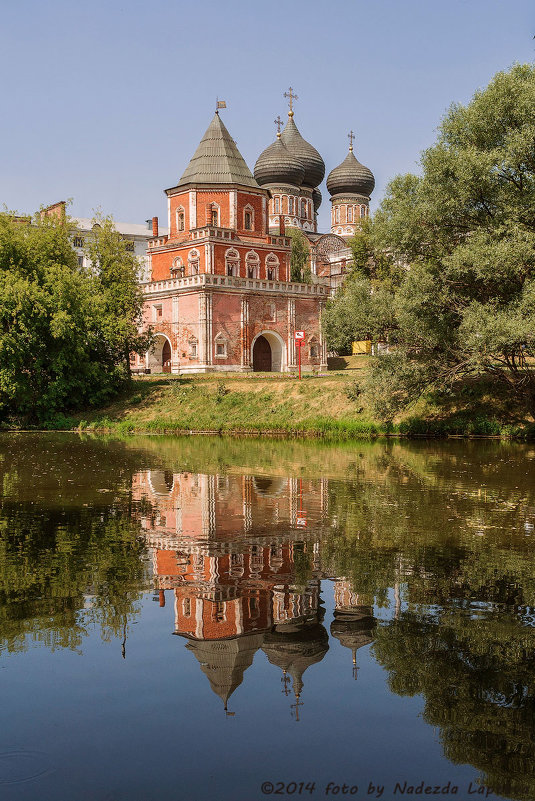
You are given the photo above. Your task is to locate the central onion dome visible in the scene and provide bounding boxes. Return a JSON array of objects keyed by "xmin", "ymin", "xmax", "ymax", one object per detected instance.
[
  {"xmin": 254, "ymin": 135, "xmax": 305, "ymax": 187},
  {"xmin": 281, "ymin": 113, "xmax": 325, "ymax": 188},
  {"xmin": 326, "ymin": 146, "xmax": 375, "ymax": 198}
]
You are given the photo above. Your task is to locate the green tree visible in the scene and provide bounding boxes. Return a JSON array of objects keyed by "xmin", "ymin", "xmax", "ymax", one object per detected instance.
[
  {"xmin": 0, "ymin": 211, "xmax": 150, "ymax": 423},
  {"xmin": 328, "ymin": 64, "xmax": 535, "ymax": 418},
  {"xmin": 287, "ymin": 228, "xmax": 311, "ymax": 283},
  {"xmin": 85, "ymin": 213, "xmax": 152, "ymax": 378}
]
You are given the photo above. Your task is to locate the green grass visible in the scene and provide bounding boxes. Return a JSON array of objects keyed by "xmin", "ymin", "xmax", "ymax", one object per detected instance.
[{"xmin": 6, "ymin": 369, "xmax": 535, "ymax": 439}]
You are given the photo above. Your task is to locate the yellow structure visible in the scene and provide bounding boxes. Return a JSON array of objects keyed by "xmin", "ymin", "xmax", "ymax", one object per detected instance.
[{"xmin": 352, "ymin": 340, "xmax": 372, "ymax": 355}]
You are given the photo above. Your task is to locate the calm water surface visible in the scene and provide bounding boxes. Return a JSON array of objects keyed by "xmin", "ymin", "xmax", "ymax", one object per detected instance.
[{"xmin": 0, "ymin": 434, "xmax": 534, "ymax": 801}]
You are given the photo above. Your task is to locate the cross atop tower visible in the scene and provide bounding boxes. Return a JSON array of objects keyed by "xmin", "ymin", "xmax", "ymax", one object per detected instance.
[
  {"xmin": 284, "ymin": 87, "xmax": 298, "ymax": 117},
  {"xmin": 274, "ymin": 115, "xmax": 283, "ymax": 138},
  {"xmin": 348, "ymin": 130, "xmax": 355, "ymax": 152}
]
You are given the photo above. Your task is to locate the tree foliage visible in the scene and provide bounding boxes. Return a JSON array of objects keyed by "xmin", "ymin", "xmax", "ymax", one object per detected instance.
[
  {"xmin": 324, "ymin": 64, "xmax": 535, "ymax": 418},
  {"xmin": 0, "ymin": 211, "xmax": 151, "ymax": 423},
  {"xmin": 287, "ymin": 228, "xmax": 311, "ymax": 283}
]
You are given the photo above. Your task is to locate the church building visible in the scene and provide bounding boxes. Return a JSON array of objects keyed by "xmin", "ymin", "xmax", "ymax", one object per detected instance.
[{"xmin": 137, "ymin": 92, "xmax": 374, "ymax": 374}]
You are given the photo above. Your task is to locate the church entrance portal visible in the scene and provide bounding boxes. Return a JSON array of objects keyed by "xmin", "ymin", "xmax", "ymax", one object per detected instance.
[{"xmin": 253, "ymin": 335, "xmax": 271, "ymax": 372}]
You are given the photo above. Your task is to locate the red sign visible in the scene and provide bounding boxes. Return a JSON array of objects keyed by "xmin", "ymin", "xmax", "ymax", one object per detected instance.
[{"xmin": 294, "ymin": 331, "xmax": 305, "ymax": 342}]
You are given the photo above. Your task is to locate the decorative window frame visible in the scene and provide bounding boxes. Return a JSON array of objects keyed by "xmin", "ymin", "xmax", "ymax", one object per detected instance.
[
  {"xmin": 335, "ymin": 206, "xmax": 340, "ymax": 223},
  {"xmin": 288, "ymin": 196, "xmax": 294, "ymax": 215},
  {"xmin": 347, "ymin": 206, "xmax": 353, "ymax": 222},
  {"xmin": 225, "ymin": 247, "xmax": 240, "ymax": 277},
  {"xmin": 73, "ymin": 236, "xmax": 84, "ymax": 248},
  {"xmin": 208, "ymin": 202, "xmax": 220, "ymax": 227},
  {"xmin": 152, "ymin": 304, "xmax": 163, "ymax": 322},
  {"xmin": 243, "ymin": 204, "xmax": 254, "ymax": 231},
  {"xmin": 245, "ymin": 249, "xmax": 260, "ymax": 279},
  {"xmin": 214, "ymin": 332, "xmax": 228, "ymax": 359},
  {"xmin": 265, "ymin": 252, "xmax": 279, "ymax": 281},
  {"xmin": 176, "ymin": 206, "xmax": 185, "ymax": 233},
  {"xmin": 309, "ymin": 336, "xmax": 319, "ymax": 359},
  {"xmin": 301, "ymin": 199, "xmax": 307, "ymax": 219},
  {"xmin": 171, "ymin": 256, "xmax": 185, "ymax": 277},
  {"xmin": 188, "ymin": 338, "xmax": 198, "ymax": 359},
  {"xmin": 274, "ymin": 196, "xmax": 280, "ymax": 214},
  {"xmin": 188, "ymin": 248, "xmax": 200, "ymax": 275},
  {"xmin": 360, "ymin": 205, "xmax": 367, "ymax": 218}
]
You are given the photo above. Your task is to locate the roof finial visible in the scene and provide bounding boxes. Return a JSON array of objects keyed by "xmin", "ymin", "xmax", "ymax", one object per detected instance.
[
  {"xmin": 216, "ymin": 98, "xmax": 227, "ymax": 115},
  {"xmin": 284, "ymin": 87, "xmax": 298, "ymax": 118},
  {"xmin": 348, "ymin": 130, "xmax": 355, "ymax": 152},
  {"xmin": 274, "ymin": 115, "xmax": 283, "ymax": 139}
]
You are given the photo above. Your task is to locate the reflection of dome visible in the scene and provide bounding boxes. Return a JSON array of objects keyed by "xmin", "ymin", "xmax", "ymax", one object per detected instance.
[
  {"xmin": 148, "ymin": 470, "xmax": 174, "ymax": 495},
  {"xmin": 263, "ymin": 622, "xmax": 329, "ymax": 698},
  {"xmin": 327, "ymin": 148, "xmax": 375, "ymax": 198},
  {"xmin": 330, "ymin": 607, "xmax": 376, "ymax": 678},
  {"xmin": 254, "ymin": 138, "xmax": 305, "ymax": 187},
  {"xmin": 185, "ymin": 632, "xmax": 265, "ymax": 710},
  {"xmin": 280, "ymin": 116, "xmax": 325, "ymax": 189},
  {"xmin": 252, "ymin": 475, "xmax": 287, "ymax": 498}
]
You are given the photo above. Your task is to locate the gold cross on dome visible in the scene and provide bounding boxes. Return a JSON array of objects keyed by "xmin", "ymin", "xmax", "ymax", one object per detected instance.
[
  {"xmin": 348, "ymin": 130, "xmax": 355, "ymax": 151},
  {"xmin": 274, "ymin": 115, "xmax": 283, "ymax": 136},
  {"xmin": 284, "ymin": 87, "xmax": 298, "ymax": 115}
]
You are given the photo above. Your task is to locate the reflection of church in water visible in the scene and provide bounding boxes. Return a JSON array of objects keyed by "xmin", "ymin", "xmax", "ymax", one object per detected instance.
[{"xmin": 132, "ymin": 469, "xmax": 376, "ymax": 715}]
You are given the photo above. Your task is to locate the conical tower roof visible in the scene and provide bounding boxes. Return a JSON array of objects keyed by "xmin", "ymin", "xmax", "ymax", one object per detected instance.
[
  {"xmin": 281, "ymin": 115, "xmax": 325, "ymax": 189},
  {"xmin": 177, "ymin": 113, "xmax": 260, "ymax": 189},
  {"xmin": 326, "ymin": 147, "xmax": 375, "ymax": 198},
  {"xmin": 254, "ymin": 136, "xmax": 305, "ymax": 187},
  {"xmin": 186, "ymin": 633, "xmax": 265, "ymax": 708}
]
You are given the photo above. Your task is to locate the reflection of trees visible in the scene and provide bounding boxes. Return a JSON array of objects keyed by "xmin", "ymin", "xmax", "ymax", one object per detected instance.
[
  {"xmin": 373, "ymin": 609, "xmax": 535, "ymax": 801},
  {"xmin": 0, "ymin": 505, "xmax": 149, "ymax": 655}
]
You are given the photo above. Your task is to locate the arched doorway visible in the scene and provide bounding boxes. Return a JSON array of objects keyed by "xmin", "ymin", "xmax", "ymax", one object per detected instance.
[
  {"xmin": 162, "ymin": 340, "xmax": 171, "ymax": 372},
  {"xmin": 147, "ymin": 334, "xmax": 172, "ymax": 373},
  {"xmin": 253, "ymin": 335, "xmax": 271, "ymax": 372},
  {"xmin": 251, "ymin": 331, "xmax": 285, "ymax": 372}
]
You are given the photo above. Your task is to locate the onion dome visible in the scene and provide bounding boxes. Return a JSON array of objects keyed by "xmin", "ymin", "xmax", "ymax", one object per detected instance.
[
  {"xmin": 327, "ymin": 146, "xmax": 375, "ymax": 198},
  {"xmin": 254, "ymin": 136, "xmax": 305, "ymax": 187},
  {"xmin": 312, "ymin": 188, "xmax": 322, "ymax": 211},
  {"xmin": 281, "ymin": 114, "xmax": 325, "ymax": 189}
]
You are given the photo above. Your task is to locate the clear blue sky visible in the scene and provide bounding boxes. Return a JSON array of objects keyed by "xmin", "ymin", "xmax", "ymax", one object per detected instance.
[{"xmin": 2, "ymin": 0, "xmax": 534, "ymax": 232}]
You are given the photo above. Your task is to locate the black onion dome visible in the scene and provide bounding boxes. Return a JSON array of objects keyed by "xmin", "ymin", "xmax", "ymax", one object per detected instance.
[
  {"xmin": 254, "ymin": 137, "xmax": 305, "ymax": 186},
  {"xmin": 312, "ymin": 188, "xmax": 322, "ymax": 211},
  {"xmin": 326, "ymin": 149, "xmax": 375, "ymax": 198},
  {"xmin": 281, "ymin": 116, "xmax": 325, "ymax": 188}
]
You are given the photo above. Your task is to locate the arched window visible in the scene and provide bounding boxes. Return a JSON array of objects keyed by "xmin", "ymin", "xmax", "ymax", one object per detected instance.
[
  {"xmin": 188, "ymin": 249, "xmax": 200, "ymax": 275},
  {"xmin": 207, "ymin": 203, "xmax": 220, "ymax": 227},
  {"xmin": 189, "ymin": 338, "xmax": 198, "ymax": 358},
  {"xmin": 243, "ymin": 205, "xmax": 254, "ymax": 231},
  {"xmin": 176, "ymin": 207, "xmax": 185, "ymax": 233},
  {"xmin": 347, "ymin": 206, "xmax": 353, "ymax": 223},
  {"xmin": 171, "ymin": 257, "xmax": 185, "ymax": 278},
  {"xmin": 335, "ymin": 206, "xmax": 340, "ymax": 223},
  {"xmin": 214, "ymin": 333, "xmax": 227, "ymax": 358},
  {"xmin": 266, "ymin": 253, "xmax": 279, "ymax": 281},
  {"xmin": 360, "ymin": 205, "xmax": 367, "ymax": 218},
  {"xmin": 245, "ymin": 251, "xmax": 260, "ymax": 279},
  {"xmin": 225, "ymin": 248, "xmax": 240, "ymax": 277},
  {"xmin": 288, "ymin": 196, "xmax": 294, "ymax": 214},
  {"xmin": 309, "ymin": 337, "xmax": 319, "ymax": 359},
  {"xmin": 274, "ymin": 196, "xmax": 280, "ymax": 214},
  {"xmin": 301, "ymin": 199, "xmax": 307, "ymax": 218}
]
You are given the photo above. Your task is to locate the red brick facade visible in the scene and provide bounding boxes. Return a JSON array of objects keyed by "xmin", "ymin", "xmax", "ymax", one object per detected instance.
[{"xmin": 136, "ymin": 114, "xmax": 329, "ymax": 374}]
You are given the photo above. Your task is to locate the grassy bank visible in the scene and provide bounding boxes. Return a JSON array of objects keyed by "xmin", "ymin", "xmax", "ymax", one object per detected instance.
[{"xmin": 17, "ymin": 366, "xmax": 535, "ymax": 439}]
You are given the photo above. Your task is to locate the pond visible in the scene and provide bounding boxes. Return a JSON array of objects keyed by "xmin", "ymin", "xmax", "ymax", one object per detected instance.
[{"xmin": 0, "ymin": 433, "xmax": 533, "ymax": 801}]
